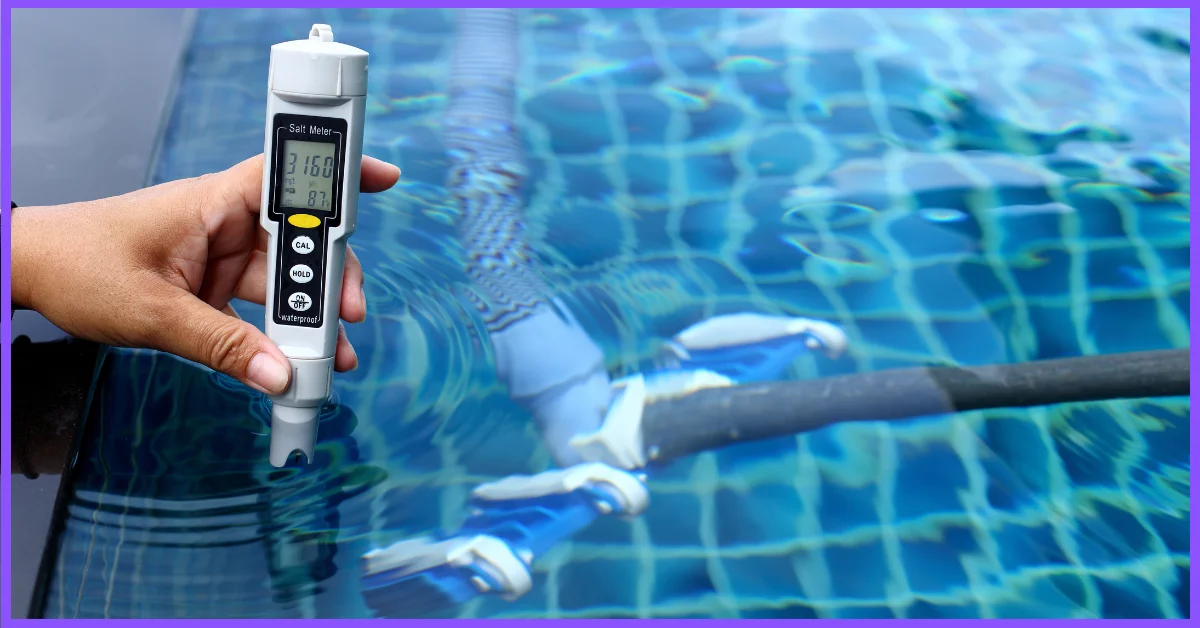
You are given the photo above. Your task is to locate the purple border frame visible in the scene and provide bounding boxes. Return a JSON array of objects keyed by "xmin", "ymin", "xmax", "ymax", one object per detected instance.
[{"xmin": 2, "ymin": 0, "xmax": 1193, "ymax": 623}]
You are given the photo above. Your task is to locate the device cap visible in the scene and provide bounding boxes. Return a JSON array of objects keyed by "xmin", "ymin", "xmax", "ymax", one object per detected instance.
[{"xmin": 269, "ymin": 24, "xmax": 368, "ymax": 98}]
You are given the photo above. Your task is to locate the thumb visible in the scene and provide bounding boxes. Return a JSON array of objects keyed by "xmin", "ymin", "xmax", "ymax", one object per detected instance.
[{"xmin": 152, "ymin": 291, "xmax": 292, "ymax": 395}]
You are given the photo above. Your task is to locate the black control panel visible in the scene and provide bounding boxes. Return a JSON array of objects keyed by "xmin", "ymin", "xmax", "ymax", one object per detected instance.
[{"xmin": 266, "ymin": 113, "xmax": 348, "ymax": 329}]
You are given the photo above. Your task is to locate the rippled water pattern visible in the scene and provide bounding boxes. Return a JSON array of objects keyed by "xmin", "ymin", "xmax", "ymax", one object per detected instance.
[{"xmin": 44, "ymin": 8, "xmax": 1190, "ymax": 619}]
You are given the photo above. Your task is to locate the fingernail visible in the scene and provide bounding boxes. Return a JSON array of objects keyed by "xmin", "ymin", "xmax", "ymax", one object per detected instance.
[
  {"xmin": 349, "ymin": 344, "xmax": 359, "ymax": 370},
  {"xmin": 359, "ymin": 285, "xmax": 368, "ymax": 312},
  {"xmin": 248, "ymin": 353, "xmax": 290, "ymax": 394}
]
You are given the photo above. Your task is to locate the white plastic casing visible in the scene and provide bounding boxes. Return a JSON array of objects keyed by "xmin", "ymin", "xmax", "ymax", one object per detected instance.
[{"xmin": 260, "ymin": 24, "xmax": 367, "ymax": 467}]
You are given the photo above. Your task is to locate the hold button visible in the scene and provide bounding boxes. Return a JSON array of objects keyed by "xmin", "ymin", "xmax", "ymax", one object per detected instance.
[{"xmin": 290, "ymin": 264, "xmax": 315, "ymax": 284}]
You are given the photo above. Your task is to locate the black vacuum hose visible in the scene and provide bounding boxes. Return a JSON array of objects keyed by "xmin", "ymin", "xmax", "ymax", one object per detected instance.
[{"xmin": 641, "ymin": 348, "xmax": 1189, "ymax": 464}]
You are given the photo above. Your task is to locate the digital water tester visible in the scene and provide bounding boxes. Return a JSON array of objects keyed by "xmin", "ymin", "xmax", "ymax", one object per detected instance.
[{"xmin": 260, "ymin": 24, "xmax": 367, "ymax": 467}]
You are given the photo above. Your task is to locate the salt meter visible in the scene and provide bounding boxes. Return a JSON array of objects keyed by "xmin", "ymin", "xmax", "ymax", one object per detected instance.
[{"xmin": 259, "ymin": 24, "xmax": 367, "ymax": 467}]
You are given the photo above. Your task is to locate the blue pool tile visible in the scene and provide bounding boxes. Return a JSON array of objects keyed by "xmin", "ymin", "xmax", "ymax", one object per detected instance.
[
  {"xmin": 712, "ymin": 438, "xmax": 798, "ymax": 476},
  {"xmin": 734, "ymin": 72, "xmax": 792, "ymax": 118},
  {"xmin": 664, "ymin": 44, "xmax": 720, "ymax": 78},
  {"xmin": 714, "ymin": 483, "xmax": 806, "ymax": 547},
  {"xmin": 652, "ymin": 8, "xmax": 722, "ymax": 36},
  {"xmin": 892, "ymin": 440, "xmax": 970, "ymax": 520},
  {"xmin": 1089, "ymin": 499, "xmax": 1160, "ymax": 558},
  {"xmin": 817, "ymin": 480, "xmax": 882, "ymax": 536},
  {"xmin": 1171, "ymin": 289, "xmax": 1189, "ymax": 321},
  {"xmin": 528, "ymin": 8, "xmax": 589, "ymax": 32},
  {"xmin": 1136, "ymin": 404, "xmax": 1190, "ymax": 470},
  {"xmin": 1051, "ymin": 405, "xmax": 1129, "ymax": 489},
  {"xmin": 542, "ymin": 199, "xmax": 627, "ymax": 266},
  {"xmin": 1009, "ymin": 247, "xmax": 1073, "ymax": 298},
  {"xmin": 905, "ymin": 599, "xmax": 983, "ymax": 618},
  {"xmin": 1096, "ymin": 574, "xmax": 1169, "ymax": 618},
  {"xmin": 575, "ymin": 510, "xmax": 634, "ymax": 547},
  {"xmin": 1088, "ymin": 246, "xmax": 1154, "ymax": 290},
  {"xmin": 740, "ymin": 602, "xmax": 820, "ymax": 618},
  {"xmin": 644, "ymin": 492, "xmax": 705, "ymax": 548},
  {"xmin": 831, "ymin": 604, "xmax": 900, "ymax": 619},
  {"xmin": 1171, "ymin": 562, "xmax": 1189, "ymax": 619},
  {"xmin": 912, "ymin": 265, "xmax": 999, "ymax": 313},
  {"xmin": 532, "ymin": 61, "xmax": 576, "ymax": 86},
  {"xmin": 805, "ymin": 51, "xmax": 868, "ymax": 96},
  {"xmin": 387, "ymin": 39, "xmax": 446, "ymax": 64},
  {"xmin": 983, "ymin": 416, "xmax": 1054, "ymax": 499},
  {"xmin": 805, "ymin": 429, "xmax": 846, "ymax": 463},
  {"xmin": 648, "ymin": 558, "xmax": 716, "ymax": 606},
  {"xmin": 897, "ymin": 524, "xmax": 979, "ymax": 596},
  {"xmin": 386, "ymin": 145, "xmax": 448, "ymax": 185},
  {"xmin": 376, "ymin": 483, "xmax": 448, "ymax": 533},
  {"xmin": 992, "ymin": 210, "xmax": 1065, "ymax": 253},
  {"xmin": 683, "ymin": 153, "xmax": 739, "ymax": 198},
  {"xmin": 525, "ymin": 91, "xmax": 614, "ymax": 155},
  {"xmin": 1072, "ymin": 193, "xmax": 1131, "ymax": 240},
  {"xmin": 386, "ymin": 8, "xmax": 453, "ymax": 34},
  {"xmin": 886, "ymin": 106, "xmax": 943, "ymax": 146},
  {"xmin": 722, "ymin": 554, "xmax": 805, "ymax": 599},
  {"xmin": 1045, "ymin": 572, "xmax": 1091, "ymax": 611},
  {"xmin": 836, "ymin": 280, "xmax": 912, "ymax": 317},
  {"xmin": 891, "ymin": 214, "xmax": 979, "ymax": 258},
  {"xmin": 930, "ymin": 319, "xmax": 1009, "ymax": 365},
  {"xmin": 1154, "ymin": 245, "xmax": 1191, "ymax": 275},
  {"xmin": 989, "ymin": 576, "xmax": 1087, "ymax": 618},
  {"xmin": 622, "ymin": 153, "xmax": 672, "ymax": 200},
  {"xmin": 629, "ymin": 208, "xmax": 678, "ymax": 256},
  {"xmin": 755, "ymin": 282, "xmax": 839, "ymax": 318},
  {"xmin": 740, "ymin": 177, "xmax": 795, "ymax": 218},
  {"xmin": 684, "ymin": 99, "xmax": 748, "ymax": 144},
  {"xmin": 617, "ymin": 92, "xmax": 672, "ymax": 146},
  {"xmin": 824, "ymin": 536, "xmax": 892, "ymax": 599},
  {"xmin": 687, "ymin": 258, "xmax": 755, "ymax": 299},
  {"xmin": 1025, "ymin": 305, "xmax": 1085, "ymax": 359},
  {"xmin": 747, "ymin": 130, "xmax": 816, "ymax": 178},
  {"xmin": 1134, "ymin": 200, "xmax": 1190, "ymax": 242},
  {"xmin": 596, "ymin": 40, "xmax": 664, "ymax": 87},
  {"xmin": 529, "ymin": 31, "xmax": 585, "ymax": 59},
  {"xmin": 851, "ymin": 318, "xmax": 930, "ymax": 356},
  {"xmin": 955, "ymin": 260, "xmax": 1014, "ymax": 309},
  {"xmin": 993, "ymin": 520, "xmax": 1072, "ymax": 574}
]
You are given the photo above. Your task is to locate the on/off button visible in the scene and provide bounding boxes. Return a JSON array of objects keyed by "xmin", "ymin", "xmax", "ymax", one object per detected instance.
[
  {"xmin": 287, "ymin": 292, "xmax": 313, "ymax": 312},
  {"xmin": 289, "ymin": 264, "xmax": 315, "ymax": 284}
]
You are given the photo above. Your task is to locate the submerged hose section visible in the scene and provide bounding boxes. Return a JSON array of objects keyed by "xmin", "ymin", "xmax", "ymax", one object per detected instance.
[
  {"xmin": 445, "ymin": 8, "xmax": 551, "ymax": 333},
  {"xmin": 445, "ymin": 10, "xmax": 612, "ymax": 463},
  {"xmin": 642, "ymin": 348, "xmax": 1190, "ymax": 464}
]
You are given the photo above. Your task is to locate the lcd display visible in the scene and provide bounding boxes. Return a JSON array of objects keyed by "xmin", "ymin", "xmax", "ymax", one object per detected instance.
[{"xmin": 280, "ymin": 140, "xmax": 337, "ymax": 211}]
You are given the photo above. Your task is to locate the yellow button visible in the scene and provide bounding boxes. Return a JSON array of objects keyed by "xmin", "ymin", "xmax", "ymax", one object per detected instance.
[{"xmin": 288, "ymin": 214, "xmax": 321, "ymax": 229}]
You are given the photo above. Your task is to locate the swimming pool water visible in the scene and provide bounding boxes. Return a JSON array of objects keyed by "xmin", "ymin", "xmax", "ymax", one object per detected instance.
[{"xmin": 41, "ymin": 8, "xmax": 1189, "ymax": 619}]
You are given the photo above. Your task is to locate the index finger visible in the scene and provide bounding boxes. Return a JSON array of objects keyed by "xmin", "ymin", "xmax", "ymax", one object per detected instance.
[{"xmin": 360, "ymin": 155, "xmax": 402, "ymax": 193}]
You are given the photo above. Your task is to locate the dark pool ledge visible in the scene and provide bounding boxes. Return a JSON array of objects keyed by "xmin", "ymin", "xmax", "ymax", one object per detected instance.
[{"xmin": 9, "ymin": 8, "xmax": 196, "ymax": 618}]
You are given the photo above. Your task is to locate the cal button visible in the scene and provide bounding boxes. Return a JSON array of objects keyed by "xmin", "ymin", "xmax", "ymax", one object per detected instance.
[
  {"xmin": 292, "ymin": 235, "xmax": 315, "ymax": 254},
  {"xmin": 290, "ymin": 264, "xmax": 314, "ymax": 284}
]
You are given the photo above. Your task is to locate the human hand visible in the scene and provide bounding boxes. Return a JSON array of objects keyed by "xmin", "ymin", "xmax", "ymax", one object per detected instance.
[{"xmin": 11, "ymin": 154, "xmax": 400, "ymax": 395}]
